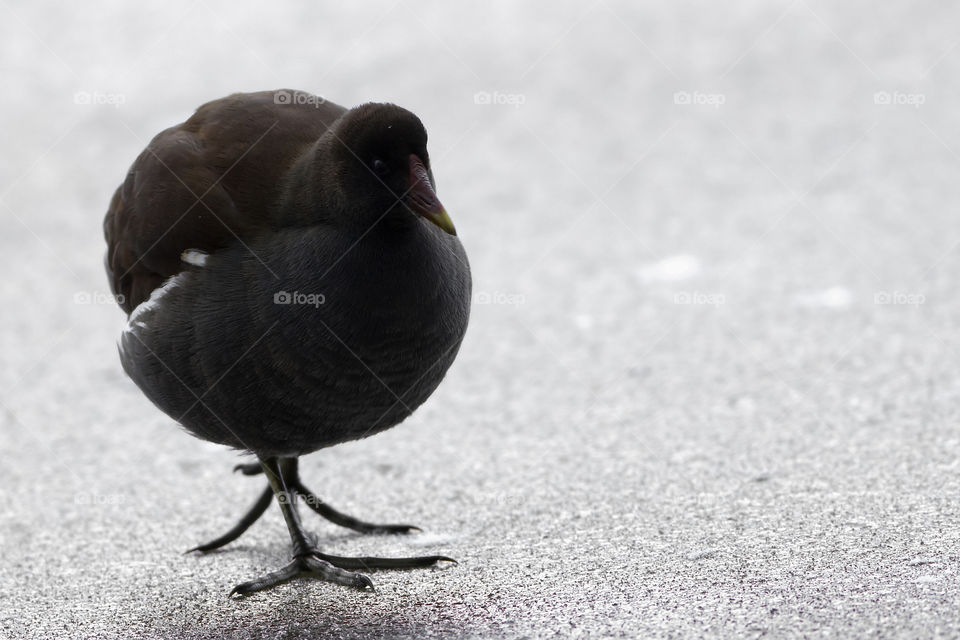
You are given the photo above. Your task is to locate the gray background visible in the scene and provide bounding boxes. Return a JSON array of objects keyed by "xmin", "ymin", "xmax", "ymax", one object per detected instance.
[{"xmin": 2, "ymin": 1, "xmax": 959, "ymax": 638}]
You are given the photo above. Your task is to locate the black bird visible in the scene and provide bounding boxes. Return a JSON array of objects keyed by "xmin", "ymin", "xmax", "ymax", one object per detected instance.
[{"xmin": 104, "ymin": 90, "xmax": 471, "ymax": 595}]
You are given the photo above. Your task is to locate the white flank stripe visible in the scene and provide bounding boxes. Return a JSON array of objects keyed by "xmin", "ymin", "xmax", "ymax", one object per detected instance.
[{"xmin": 125, "ymin": 272, "xmax": 189, "ymax": 331}]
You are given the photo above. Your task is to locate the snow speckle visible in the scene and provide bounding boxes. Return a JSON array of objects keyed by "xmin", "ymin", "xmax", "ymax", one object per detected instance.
[
  {"xmin": 908, "ymin": 557, "xmax": 938, "ymax": 567},
  {"xmin": 638, "ymin": 254, "xmax": 701, "ymax": 282},
  {"xmin": 574, "ymin": 314, "xmax": 595, "ymax": 330},
  {"xmin": 686, "ymin": 548, "xmax": 719, "ymax": 561},
  {"xmin": 793, "ymin": 286, "xmax": 852, "ymax": 309}
]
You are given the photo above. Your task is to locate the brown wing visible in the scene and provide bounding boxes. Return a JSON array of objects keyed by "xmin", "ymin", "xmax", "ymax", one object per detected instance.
[{"xmin": 104, "ymin": 90, "xmax": 346, "ymax": 314}]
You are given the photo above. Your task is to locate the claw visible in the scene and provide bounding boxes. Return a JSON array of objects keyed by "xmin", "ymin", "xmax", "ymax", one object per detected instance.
[
  {"xmin": 369, "ymin": 523, "xmax": 422, "ymax": 535},
  {"xmin": 229, "ymin": 559, "xmax": 301, "ymax": 597},
  {"xmin": 303, "ymin": 555, "xmax": 374, "ymax": 590}
]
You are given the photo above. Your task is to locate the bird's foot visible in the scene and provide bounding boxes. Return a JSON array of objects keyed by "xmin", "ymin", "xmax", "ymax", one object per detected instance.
[
  {"xmin": 190, "ymin": 457, "xmax": 455, "ymax": 596},
  {"xmin": 230, "ymin": 552, "xmax": 372, "ymax": 596},
  {"xmin": 230, "ymin": 550, "xmax": 455, "ymax": 597}
]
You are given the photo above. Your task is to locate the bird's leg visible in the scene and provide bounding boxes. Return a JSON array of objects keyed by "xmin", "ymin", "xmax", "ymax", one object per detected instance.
[
  {"xmin": 283, "ymin": 457, "xmax": 422, "ymax": 534},
  {"xmin": 229, "ymin": 456, "xmax": 455, "ymax": 597},
  {"xmin": 189, "ymin": 457, "xmax": 421, "ymax": 553},
  {"xmin": 230, "ymin": 457, "xmax": 372, "ymax": 596}
]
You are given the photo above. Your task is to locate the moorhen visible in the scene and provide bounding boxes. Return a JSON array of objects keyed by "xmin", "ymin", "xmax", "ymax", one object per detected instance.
[{"xmin": 104, "ymin": 89, "xmax": 471, "ymax": 595}]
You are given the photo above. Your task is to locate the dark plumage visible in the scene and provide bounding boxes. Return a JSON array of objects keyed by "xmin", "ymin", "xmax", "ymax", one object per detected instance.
[{"xmin": 104, "ymin": 90, "xmax": 471, "ymax": 595}]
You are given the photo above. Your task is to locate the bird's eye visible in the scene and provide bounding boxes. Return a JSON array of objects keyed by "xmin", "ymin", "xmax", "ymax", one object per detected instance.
[{"xmin": 371, "ymin": 158, "xmax": 390, "ymax": 176}]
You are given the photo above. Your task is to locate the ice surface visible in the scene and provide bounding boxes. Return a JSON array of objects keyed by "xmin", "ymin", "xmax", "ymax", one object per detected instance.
[{"xmin": 2, "ymin": 1, "xmax": 960, "ymax": 639}]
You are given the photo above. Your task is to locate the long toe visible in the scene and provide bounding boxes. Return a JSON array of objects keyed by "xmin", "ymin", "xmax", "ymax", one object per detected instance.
[
  {"xmin": 230, "ymin": 559, "xmax": 302, "ymax": 597},
  {"xmin": 293, "ymin": 482, "xmax": 424, "ymax": 535},
  {"xmin": 315, "ymin": 553, "xmax": 456, "ymax": 571},
  {"xmin": 187, "ymin": 486, "xmax": 274, "ymax": 553}
]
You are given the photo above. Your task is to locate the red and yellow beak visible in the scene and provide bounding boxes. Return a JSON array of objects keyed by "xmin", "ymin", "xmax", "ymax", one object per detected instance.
[{"xmin": 407, "ymin": 154, "xmax": 456, "ymax": 235}]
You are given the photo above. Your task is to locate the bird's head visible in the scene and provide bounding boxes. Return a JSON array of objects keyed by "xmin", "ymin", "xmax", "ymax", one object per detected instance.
[{"xmin": 324, "ymin": 103, "xmax": 456, "ymax": 236}]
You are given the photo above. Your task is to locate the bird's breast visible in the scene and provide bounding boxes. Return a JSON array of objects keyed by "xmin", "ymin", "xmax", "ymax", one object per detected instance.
[
  {"xmin": 120, "ymin": 222, "xmax": 470, "ymax": 456},
  {"xmin": 246, "ymin": 224, "xmax": 471, "ymax": 446}
]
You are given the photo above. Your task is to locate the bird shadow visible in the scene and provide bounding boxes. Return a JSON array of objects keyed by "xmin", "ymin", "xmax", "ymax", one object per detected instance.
[{"xmin": 125, "ymin": 556, "xmax": 476, "ymax": 640}]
